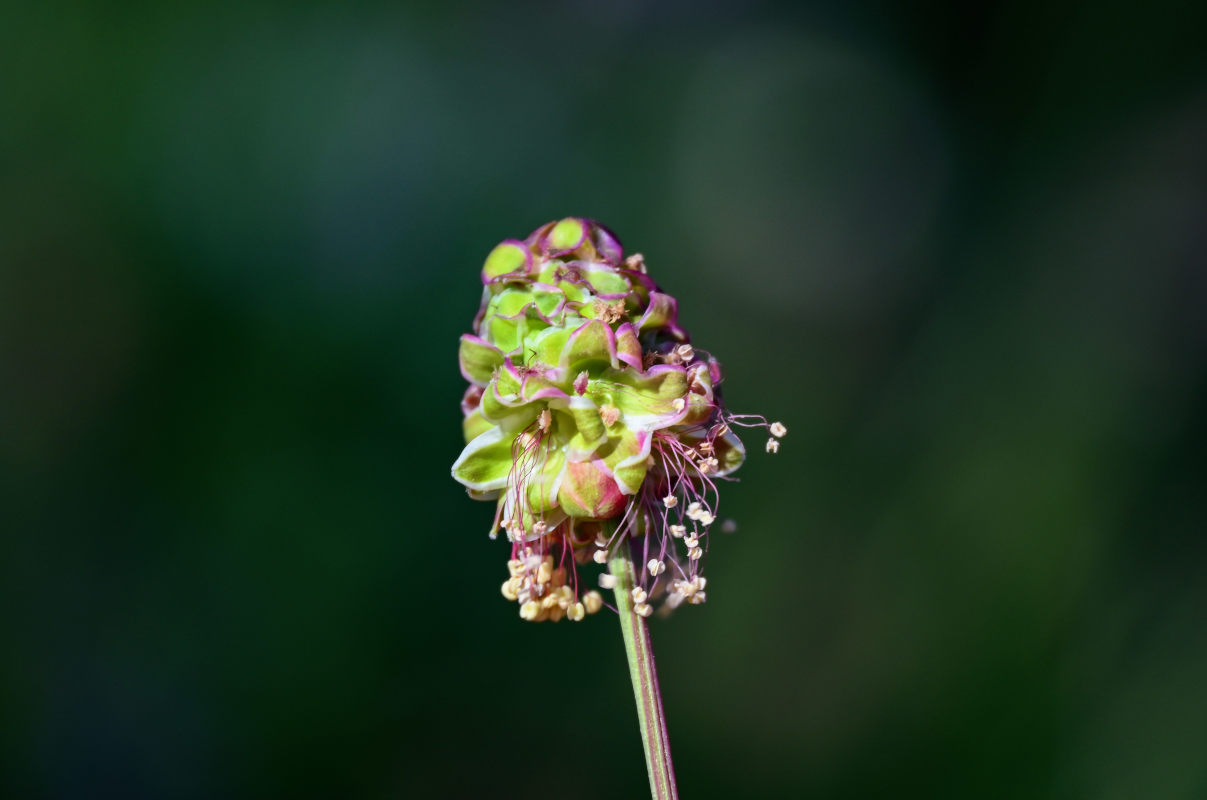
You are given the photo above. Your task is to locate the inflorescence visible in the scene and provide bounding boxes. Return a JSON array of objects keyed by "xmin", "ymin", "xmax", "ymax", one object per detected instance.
[{"xmin": 452, "ymin": 218, "xmax": 784, "ymax": 621}]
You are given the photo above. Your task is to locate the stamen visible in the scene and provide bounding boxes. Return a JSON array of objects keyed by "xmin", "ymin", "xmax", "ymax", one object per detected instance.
[{"xmin": 600, "ymin": 404, "xmax": 621, "ymax": 426}]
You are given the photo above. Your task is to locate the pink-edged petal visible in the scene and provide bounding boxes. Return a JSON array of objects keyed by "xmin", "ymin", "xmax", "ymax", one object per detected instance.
[
  {"xmin": 615, "ymin": 323, "xmax": 643, "ymax": 369},
  {"xmin": 481, "ymin": 239, "xmax": 533, "ymax": 283},
  {"xmin": 588, "ymin": 219, "xmax": 624, "ymax": 263},
  {"xmin": 639, "ymin": 291, "xmax": 687, "ymax": 340},
  {"xmin": 557, "ymin": 457, "xmax": 627, "ymax": 519},
  {"xmin": 559, "ymin": 319, "xmax": 619, "ymax": 373},
  {"xmin": 458, "ymin": 334, "xmax": 504, "ymax": 387}
]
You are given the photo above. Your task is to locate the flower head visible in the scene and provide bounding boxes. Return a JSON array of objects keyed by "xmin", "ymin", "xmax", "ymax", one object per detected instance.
[{"xmin": 452, "ymin": 218, "xmax": 782, "ymax": 621}]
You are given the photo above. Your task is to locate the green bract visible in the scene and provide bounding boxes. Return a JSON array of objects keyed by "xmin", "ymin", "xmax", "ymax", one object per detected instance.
[{"xmin": 453, "ymin": 218, "xmax": 782, "ymax": 622}]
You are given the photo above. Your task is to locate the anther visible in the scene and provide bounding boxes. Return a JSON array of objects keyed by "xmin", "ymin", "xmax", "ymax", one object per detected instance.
[
  {"xmin": 599, "ymin": 573, "xmax": 618, "ymax": 589},
  {"xmin": 765, "ymin": 438, "xmax": 780, "ymax": 454},
  {"xmin": 662, "ymin": 494, "xmax": 678, "ymax": 509},
  {"xmin": 770, "ymin": 421, "xmax": 787, "ymax": 438},
  {"xmin": 600, "ymin": 404, "xmax": 620, "ymax": 426},
  {"xmin": 519, "ymin": 601, "xmax": 540, "ymax": 621},
  {"xmin": 672, "ymin": 398, "xmax": 686, "ymax": 413},
  {"xmin": 669, "ymin": 524, "xmax": 687, "ymax": 538},
  {"xmin": 568, "ymin": 602, "xmax": 586, "ymax": 622},
  {"xmin": 592, "ymin": 549, "xmax": 609, "ymax": 564},
  {"xmin": 688, "ymin": 546, "xmax": 703, "ymax": 560},
  {"xmin": 647, "ymin": 559, "xmax": 666, "ymax": 576},
  {"xmin": 583, "ymin": 591, "xmax": 604, "ymax": 614},
  {"xmin": 635, "ymin": 603, "xmax": 653, "ymax": 618},
  {"xmin": 538, "ymin": 408, "xmax": 552, "ymax": 432},
  {"xmin": 631, "ymin": 587, "xmax": 648, "ymax": 604}
]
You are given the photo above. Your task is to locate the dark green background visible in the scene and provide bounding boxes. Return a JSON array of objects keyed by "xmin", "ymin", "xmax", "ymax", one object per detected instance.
[{"xmin": 4, "ymin": 2, "xmax": 1206, "ymax": 797}]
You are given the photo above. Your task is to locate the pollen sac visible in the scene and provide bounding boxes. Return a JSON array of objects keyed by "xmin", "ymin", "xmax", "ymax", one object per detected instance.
[{"xmin": 452, "ymin": 218, "xmax": 776, "ymax": 620}]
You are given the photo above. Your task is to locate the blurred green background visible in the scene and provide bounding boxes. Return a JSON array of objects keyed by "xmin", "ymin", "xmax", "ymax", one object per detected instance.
[{"xmin": 4, "ymin": 1, "xmax": 1206, "ymax": 797}]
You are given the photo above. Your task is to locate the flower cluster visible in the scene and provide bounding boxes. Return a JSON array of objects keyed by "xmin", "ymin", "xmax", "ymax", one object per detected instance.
[{"xmin": 452, "ymin": 218, "xmax": 784, "ymax": 621}]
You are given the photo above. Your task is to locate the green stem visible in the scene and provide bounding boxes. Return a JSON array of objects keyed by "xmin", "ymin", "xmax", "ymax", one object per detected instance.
[{"xmin": 609, "ymin": 549, "xmax": 679, "ymax": 800}]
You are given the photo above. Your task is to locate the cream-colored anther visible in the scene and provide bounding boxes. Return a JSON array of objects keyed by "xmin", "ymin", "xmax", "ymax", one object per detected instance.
[
  {"xmin": 568, "ymin": 602, "xmax": 586, "ymax": 621},
  {"xmin": 519, "ymin": 601, "xmax": 540, "ymax": 621},
  {"xmin": 635, "ymin": 603, "xmax": 653, "ymax": 618},
  {"xmin": 672, "ymin": 397, "xmax": 686, "ymax": 412},
  {"xmin": 770, "ymin": 421, "xmax": 787, "ymax": 438},
  {"xmin": 583, "ymin": 591, "xmax": 603, "ymax": 614},
  {"xmin": 501, "ymin": 579, "xmax": 519, "ymax": 601},
  {"xmin": 689, "ymin": 592, "xmax": 707, "ymax": 605},
  {"xmin": 689, "ymin": 546, "xmax": 703, "ymax": 561},
  {"xmin": 669, "ymin": 524, "xmax": 686, "ymax": 538},
  {"xmin": 532, "ymin": 519, "xmax": 548, "ymax": 536},
  {"xmin": 598, "ymin": 573, "xmax": 618, "ymax": 589},
  {"xmin": 507, "ymin": 559, "xmax": 526, "ymax": 579},
  {"xmin": 631, "ymin": 587, "xmax": 648, "ymax": 604},
  {"xmin": 676, "ymin": 344, "xmax": 694, "ymax": 361},
  {"xmin": 600, "ymin": 404, "xmax": 620, "ymax": 426},
  {"xmin": 765, "ymin": 438, "xmax": 780, "ymax": 454},
  {"xmin": 647, "ymin": 559, "xmax": 666, "ymax": 576},
  {"xmin": 686, "ymin": 502, "xmax": 703, "ymax": 519},
  {"xmin": 592, "ymin": 548, "xmax": 609, "ymax": 564},
  {"xmin": 684, "ymin": 535, "xmax": 699, "ymax": 549},
  {"xmin": 662, "ymin": 494, "xmax": 678, "ymax": 509}
]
